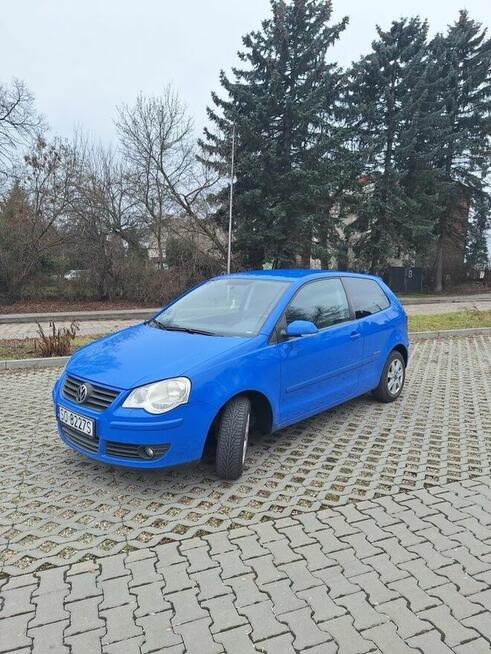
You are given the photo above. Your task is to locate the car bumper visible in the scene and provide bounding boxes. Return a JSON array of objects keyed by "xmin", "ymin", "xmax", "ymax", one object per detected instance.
[{"xmin": 52, "ymin": 376, "xmax": 216, "ymax": 469}]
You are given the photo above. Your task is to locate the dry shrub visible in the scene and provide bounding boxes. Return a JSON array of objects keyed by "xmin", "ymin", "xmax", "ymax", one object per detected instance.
[
  {"xmin": 35, "ymin": 320, "xmax": 80, "ymax": 357},
  {"xmin": 118, "ymin": 264, "xmax": 212, "ymax": 306}
]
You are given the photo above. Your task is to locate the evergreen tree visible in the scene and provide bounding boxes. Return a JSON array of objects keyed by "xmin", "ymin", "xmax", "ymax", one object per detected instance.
[
  {"xmin": 429, "ymin": 11, "xmax": 491, "ymax": 290},
  {"xmin": 200, "ymin": 0, "xmax": 351, "ymax": 268},
  {"xmin": 465, "ymin": 197, "xmax": 490, "ymax": 270},
  {"xmin": 346, "ymin": 18, "xmax": 437, "ymax": 273}
]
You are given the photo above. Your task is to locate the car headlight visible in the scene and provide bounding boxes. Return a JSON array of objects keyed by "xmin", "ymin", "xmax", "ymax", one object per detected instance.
[{"xmin": 122, "ymin": 377, "xmax": 191, "ymax": 414}]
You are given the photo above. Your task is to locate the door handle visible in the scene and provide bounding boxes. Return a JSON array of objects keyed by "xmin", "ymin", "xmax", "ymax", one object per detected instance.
[{"xmin": 350, "ymin": 331, "xmax": 361, "ymax": 339}]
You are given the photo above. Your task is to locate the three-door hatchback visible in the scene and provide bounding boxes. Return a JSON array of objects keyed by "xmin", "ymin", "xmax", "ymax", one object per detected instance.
[{"xmin": 52, "ymin": 270, "xmax": 409, "ymax": 479}]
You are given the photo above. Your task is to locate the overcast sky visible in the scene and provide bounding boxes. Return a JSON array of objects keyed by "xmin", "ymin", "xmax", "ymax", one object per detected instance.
[{"xmin": 2, "ymin": 0, "xmax": 490, "ymax": 145}]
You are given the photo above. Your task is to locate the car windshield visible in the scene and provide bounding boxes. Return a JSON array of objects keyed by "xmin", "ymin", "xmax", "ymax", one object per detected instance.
[{"xmin": 151, "ymin": 277, "xmax": 289, "ymax": 337}]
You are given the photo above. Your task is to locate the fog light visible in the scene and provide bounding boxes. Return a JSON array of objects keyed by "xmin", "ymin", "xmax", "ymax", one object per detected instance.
[{"xmin": 143, "ymin": 446, "xmax": 154, "ymax": 459}]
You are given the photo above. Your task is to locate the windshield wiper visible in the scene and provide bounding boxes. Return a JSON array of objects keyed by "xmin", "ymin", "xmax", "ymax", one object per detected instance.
[
  {"xmin": 145, "ymin": 318, "xmax": 167, "ymax": 330},
  {"xmin": 146, "ymin": 318, "xmax": 221, "ymax": 336},
  {"xmin": 160, "ymin": 323, "xmax": 221, "ymax": 336}
]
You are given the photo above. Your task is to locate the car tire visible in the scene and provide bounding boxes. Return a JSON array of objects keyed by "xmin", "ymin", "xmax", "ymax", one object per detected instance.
[
  {"xmin": 215, "ymin": 395, "xmax": 251, "ymax": 480},
  {"xmin": 373, "ymin": 350, "xmax": 405, "ymax": 403}
]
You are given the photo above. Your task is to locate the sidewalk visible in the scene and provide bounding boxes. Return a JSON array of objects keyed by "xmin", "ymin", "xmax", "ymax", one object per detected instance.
[
  {"xmin": 0, "ymin": 318, "xmax": 137, "ymax": 340},
  {"xmin": 404, "ymin": 299, "xmax": 490, "ymax": 316},
  {"xmin": 400, "ymin": 292, "xmax": 490, "ymax": 305},
  {"xmin": 0, "ymin": 307, "xmax": 157, "ymax": 324}
]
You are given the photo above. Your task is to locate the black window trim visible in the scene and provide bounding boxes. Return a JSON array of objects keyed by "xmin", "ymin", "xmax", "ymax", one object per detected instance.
[
  {"xmin": 340, "ymin": 275, "xmax": 391, "ymax": 320},
  {"xmin": 268, "ymin": 276, "xmax": 356, "ymax": 345}
]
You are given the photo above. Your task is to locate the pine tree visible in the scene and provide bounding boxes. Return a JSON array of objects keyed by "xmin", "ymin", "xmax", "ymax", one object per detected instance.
[
  {"xmin": 429, "ymin": 11, "xmax": 491, "ymax": 290},
  {"xmin": 465, "ymin": 196, "xmax": 490, "ymax": 270},
  {"xmin": 346, "ymin": 18, "xmax": 437, "ymax": 273},
  {"xmin": 200, "ymin": 0, "xmax": 351, "ymax": 268}
]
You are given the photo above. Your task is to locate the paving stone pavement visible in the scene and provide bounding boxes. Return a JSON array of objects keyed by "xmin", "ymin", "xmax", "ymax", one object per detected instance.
[
  {"xmin": 0, "ymin": 334, "xmax": 490, "ymax": 652},
  {"xmin": 0, "ymin": 319, "xmax": 135, "ymax": 340},
  {"xmin": 0, "ymin": 335, "xmax": 490, "ymax": 576},
  {"xmin": 1, "ymin": 477, "xmax": 491, "ymax": 653}
]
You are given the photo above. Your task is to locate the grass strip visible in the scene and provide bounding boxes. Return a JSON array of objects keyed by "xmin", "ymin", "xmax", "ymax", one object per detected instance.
[{"xmin": 408, "ymin": 309, "xmax": 491, "ymax": 332}]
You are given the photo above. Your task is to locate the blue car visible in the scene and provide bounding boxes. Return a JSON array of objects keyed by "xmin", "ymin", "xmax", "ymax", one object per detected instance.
[{"xmin": 52, "ymin": 270, "xmax": 408, "ymax": 480}]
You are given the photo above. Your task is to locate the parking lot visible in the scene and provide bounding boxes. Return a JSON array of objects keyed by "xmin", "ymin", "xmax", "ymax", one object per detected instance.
[{"xmin": 1, "ymin": 334, "xmax": 491, "ymax": 652}]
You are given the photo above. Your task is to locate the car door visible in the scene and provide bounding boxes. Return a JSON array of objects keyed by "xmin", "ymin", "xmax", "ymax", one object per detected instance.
[
  {"xmin": 341, "ymin": 277, "xmax": 392, "ymax": 392},
  {"xmin": 278, "ymin": 277, "xmax": 362, "ymax": 424}
]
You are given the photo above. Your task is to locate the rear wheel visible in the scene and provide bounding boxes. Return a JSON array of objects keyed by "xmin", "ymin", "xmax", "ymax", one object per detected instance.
[
  {"xmin": 373, "ymin": 350, "xmax": 405, "ymax": 403},
  {"xmin": 215, "ymin": 396, "xmax": 251, "ymax": 480}
]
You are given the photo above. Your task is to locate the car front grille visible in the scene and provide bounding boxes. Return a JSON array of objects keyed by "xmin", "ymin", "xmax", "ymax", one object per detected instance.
[
  {"xmin": 60, "ymin": 424, "xmax": 99, "ymax": 454},
  {"xmin": 62, "ymin": 376, "xmax": 119, "ymax": 412},
  {"xmin": 105, "ymin": 441, "xmax": 169, "ymax": 461}
]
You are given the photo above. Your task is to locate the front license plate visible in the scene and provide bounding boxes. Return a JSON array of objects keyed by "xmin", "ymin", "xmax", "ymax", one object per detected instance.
[{"xmin": 58, "ymin": 405, "xmax": 94, "ymax": 436}]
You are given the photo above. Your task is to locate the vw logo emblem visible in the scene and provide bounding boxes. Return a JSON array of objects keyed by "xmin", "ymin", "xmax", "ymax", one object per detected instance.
[{"xmin": 76, "ymin": 384, "xmax": 88, "ymax": 404}]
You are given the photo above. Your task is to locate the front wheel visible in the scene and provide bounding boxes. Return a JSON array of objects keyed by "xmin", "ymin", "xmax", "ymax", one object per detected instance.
[
  {"xmin": 215, "ymin": 396, "xmax": 251, "ymax": 480},
  {"xmin": 373, "ymin": 350, "xmax": 405, "ymax": 403}
]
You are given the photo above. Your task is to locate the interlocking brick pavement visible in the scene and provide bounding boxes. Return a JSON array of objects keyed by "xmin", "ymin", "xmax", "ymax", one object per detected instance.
[
  {"xmin": 0, "ymin": 319, "xmax": 135, "ymax": 340},
  {"xmin": 0, "ymin": 334, "xmax": 490, "ymax": 651},
  {"xmin": 1, "ymin": 476, "xmax": 491, "ymax": 652},
  {"xmin": 0, "ymin": 335, "xmax": 489, "ymax": 574}
]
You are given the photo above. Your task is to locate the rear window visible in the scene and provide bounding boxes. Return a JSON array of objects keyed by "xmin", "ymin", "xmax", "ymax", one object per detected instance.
[{"xmin": 343, "ymin": 277, "xmax": 390, "ymax": 318}]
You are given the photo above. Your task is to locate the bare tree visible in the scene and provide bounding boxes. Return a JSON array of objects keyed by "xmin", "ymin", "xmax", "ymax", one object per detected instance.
[
  {"xmin": 0, "ymin": 79, "xmax": 43, "ymax": 175},
  {"xmin": 0, "ymin": 135, "xmax": 75, "ymax": 299},
  {"xmin": 116, "ymin": 88, "xmax": 224, "ymax": 269},
  {"xmin": 67, "ymin": 140, "xmax": 141, "ymax": 297}
]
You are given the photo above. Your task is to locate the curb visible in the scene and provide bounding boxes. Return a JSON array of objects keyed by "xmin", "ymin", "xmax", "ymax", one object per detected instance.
[
  {"xmin": 0, "ymin": 356, "xmax": 69, "ymax": 370},
  {"xmin": 0, "ymin": 308, "xmax": 158, "ymax": 324},
  {"xmin": 409, "ymin": 326, "xmax": 491, "ymax": 340},
  {"xmin": 401, "ymin": 296, "xmax": 490, "ymax": 306},
  {"xmin": 1, "ymin": 327, "xmax": 489, "ymax": 370}
]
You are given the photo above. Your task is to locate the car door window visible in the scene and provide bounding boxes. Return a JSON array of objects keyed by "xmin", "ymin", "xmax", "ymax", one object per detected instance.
[
  {"xmin": 285, "ymin": 278, "xmax": 350, "ymax": 329},
  {"xmin": 343, "ymin": 278, "xmax": 390, "ymax": 319}
]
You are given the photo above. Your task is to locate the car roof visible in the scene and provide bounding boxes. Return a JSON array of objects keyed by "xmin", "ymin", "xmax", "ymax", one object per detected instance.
[{"xmin": 226, "ymin": 269, "xmax": 380, "ymax": 282}]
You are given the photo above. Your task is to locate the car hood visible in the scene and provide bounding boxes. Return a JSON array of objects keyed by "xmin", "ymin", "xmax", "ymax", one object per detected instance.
[{"xmin": 67, "ymin": 323, "xmax": 248, "ymax": 390}]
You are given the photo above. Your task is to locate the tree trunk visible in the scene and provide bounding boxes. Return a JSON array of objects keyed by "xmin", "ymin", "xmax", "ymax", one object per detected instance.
[
  {"xmin": 433, "ymin": 185, "xmax": 470, "ymax": 291},
  {"xmin": 433, "ymin": 234, "xmax": 444, "ymax": 292},
  {"xmin": 369, "ymin": 247, "xmax": 379, "ymax": 276},
  {"xmin": 300, "ymin": 248, "xmax": 311, "ymax": 268}
]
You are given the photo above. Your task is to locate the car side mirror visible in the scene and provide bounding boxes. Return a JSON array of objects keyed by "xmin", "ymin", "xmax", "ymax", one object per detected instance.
[{"xmin": 284, "ymin": 320, "xmax": 319, "ymax": 338}]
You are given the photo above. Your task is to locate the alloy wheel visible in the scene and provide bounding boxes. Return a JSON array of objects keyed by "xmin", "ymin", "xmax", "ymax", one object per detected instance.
[{"xmin": 387, "ymin": 358, "xmax": 404, "ymax": 395}]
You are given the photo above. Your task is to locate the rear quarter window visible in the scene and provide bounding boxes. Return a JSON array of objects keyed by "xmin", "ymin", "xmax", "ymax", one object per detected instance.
[{"xmin": 343, "ymin": 277, "xmax": 390, "ymax": 319}]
